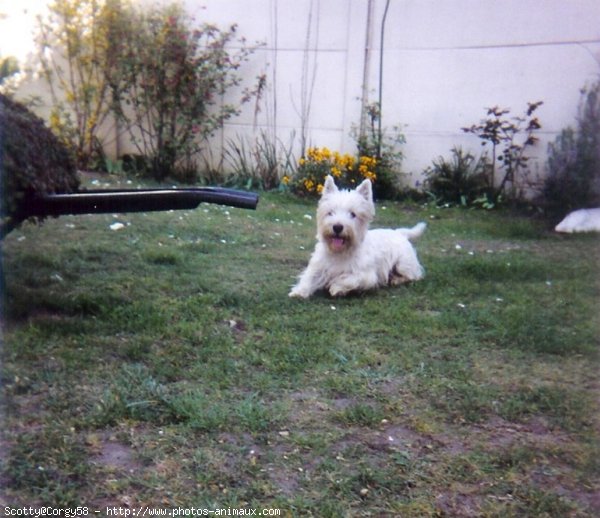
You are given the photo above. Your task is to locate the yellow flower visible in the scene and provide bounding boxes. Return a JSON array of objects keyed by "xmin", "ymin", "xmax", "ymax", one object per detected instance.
[
  {"xmin": 86, "ymin": 114, "xmax": 97, "ymax": 132},
  {"xmin": 343, "ymin": 155, "xmax": 356, "ymax": 169},
  {"xmin": 282, "ymin": 175, "xmax": 290, "ymax": 185},
  {"xmin": 304, "ymin": 179, "xmax": 315, "ymax": 192},
  {"xmin": 330, "ymin": 166, "xmax": 342, "ymax": 178},
  {"xmin": 316, "ymin": 183, "xmax": 324, "ymax": 194},
  {"xmin": 298, "ymin": 158, "xmax": 306, "ymax": 166},
  {"xmin": 359, "ymin": 155, "xmax": 377, "ymax": 167},
  {"xmin": 49, "ymin": 111, "xmax": 61, "ymax": 132},
  {"xmin": 307, "ymin": 147, "xmax": 326, "ymax": 162}
]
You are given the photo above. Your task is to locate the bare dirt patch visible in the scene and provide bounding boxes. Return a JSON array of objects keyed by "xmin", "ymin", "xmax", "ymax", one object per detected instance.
[{"xmin": 88, "ymin": 432, "xmax": 142, "ymax": 474}]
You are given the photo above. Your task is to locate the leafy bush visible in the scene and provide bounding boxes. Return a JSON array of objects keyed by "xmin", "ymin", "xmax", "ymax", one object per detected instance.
[
  {"xmin": 353, "ymin": 102, "xmax": 406, "ymax": 199},
  {"xmin": 289, "ymin": 147, "xmax": 377, "ymax": 197},
  {"xmin": 121, "ymin": 154, "xmax": 152, "ymax": 178},
  {"xmin": 36, "ymin": 0, "xmax": 259, "ymax": 180},
  {"xmin": 111, "ymin": 3, "xmax": 258, "ymax": 182},
  {"xmin": 37, "ymin": 0, "xmax": 123, "ymax": 170},
  {"xmin": 0, "ymin": 94, "xmax": 79, "ymax": 238},
  {"xmin": 423, "ymin": 147, "xmax": 491, "ymax": 207},
  {"xmin": 542, "ymin": 82, "xmax": 600, "ymax": 217},
  {"xmin": 462, "ymin": 102, "xmax": 543, "ymax": 202}
]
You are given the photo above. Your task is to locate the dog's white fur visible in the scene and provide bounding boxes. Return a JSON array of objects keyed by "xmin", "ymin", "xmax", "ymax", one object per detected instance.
[
  {"xmin": 555, "ymin": 208, "xmax": 600, "ymax": 233},
  {"xmin": 289, "ymin": 176, "xmax": 426, "ymax": 298}
]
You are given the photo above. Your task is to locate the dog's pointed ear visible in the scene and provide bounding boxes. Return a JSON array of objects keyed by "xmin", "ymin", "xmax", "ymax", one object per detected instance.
[
  {"xmin": 322, "ymin": 175, "xmax": 338, "ymax": 196},
  {"xmin": 356, "ymin": 179, "xmax": 373, "ymax": 202}
]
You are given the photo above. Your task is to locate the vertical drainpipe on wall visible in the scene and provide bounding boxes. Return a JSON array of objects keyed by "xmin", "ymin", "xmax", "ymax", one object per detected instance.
[
  {"xmin": 360, "ymin": 0, "xmax": 375, "ymax": 139},
  {"xmin": 377, "ymin": 0, "xmax": 391, "ymax": 159},
  {"xmin": 271, "ymin": 0, "xmax": 278, "ymax": 140}
]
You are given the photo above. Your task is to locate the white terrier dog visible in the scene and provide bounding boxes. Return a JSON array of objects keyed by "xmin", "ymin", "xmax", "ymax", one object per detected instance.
[{"xmin": 289, "ymin": 175, "xmax": 426, "ymax": 298}]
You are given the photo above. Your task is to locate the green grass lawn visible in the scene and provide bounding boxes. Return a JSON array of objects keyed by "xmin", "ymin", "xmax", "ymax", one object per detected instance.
[{"xmin": 1, "ymin": 176, "xmax": 599, "ymax": 516}]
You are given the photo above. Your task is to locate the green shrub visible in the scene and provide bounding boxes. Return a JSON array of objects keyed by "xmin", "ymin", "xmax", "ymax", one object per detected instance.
[
  {"xmin": 542, "ymin": 82, "xmax": 600, "ymax": 217},
  {"xmin": 121, "ymin": 153, "xmax": 152, "ymax": 177},
  {"xmin": 423, "ymin": 146, "xmax": 491, "ymax": 207},
  {"xmin": 0, "ymin": 94, "xmax": 79, "ymax": 238},
  {"xmin": 355, "ymin": 132, "xmax": 405, "ymax": 199},
  {"xmin": 352, "ymin": 102, "xmax": 407, "ymax": 199},
  {"xmin": 462, "ymin": 102, "xmax": 543, "ymax": 203},
  {"xmin": 111, "ymin": 3, "xmax": 258, "ymax": 182},
  {"xmin": 35, "ymin": 0, "xmax": 259, "ymax": 179}
]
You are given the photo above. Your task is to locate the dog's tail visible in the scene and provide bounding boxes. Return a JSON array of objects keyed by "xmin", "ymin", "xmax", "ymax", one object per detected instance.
[{"xmin": 396, "ymin": 221, "xmax": 426, "ymax": 240}]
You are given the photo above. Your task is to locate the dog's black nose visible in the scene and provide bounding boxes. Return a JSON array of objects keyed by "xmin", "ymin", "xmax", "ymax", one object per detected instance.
[{"xmin": 333, "ymin": 224, "xmax": 343, "ymax": 235}]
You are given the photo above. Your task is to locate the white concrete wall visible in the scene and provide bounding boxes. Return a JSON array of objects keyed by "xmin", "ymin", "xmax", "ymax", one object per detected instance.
[
  {"xmin": 5, "ymin": 0, "xmax": 600, "ymax": 184},
  {"xmin": 193, "ymin": 0, "xmax": 600, "ymax": 184}
]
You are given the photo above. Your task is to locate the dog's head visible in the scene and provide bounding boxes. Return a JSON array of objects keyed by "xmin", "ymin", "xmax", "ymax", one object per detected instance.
[{"xmin": 316, "ymin": 175, "xmax": 375, "ymax": 253}]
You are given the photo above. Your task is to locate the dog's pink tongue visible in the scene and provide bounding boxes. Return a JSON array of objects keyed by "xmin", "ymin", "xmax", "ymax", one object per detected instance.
[{"xmin": 331, "ymin": 237, "xmax": 345, "ymax": 251}]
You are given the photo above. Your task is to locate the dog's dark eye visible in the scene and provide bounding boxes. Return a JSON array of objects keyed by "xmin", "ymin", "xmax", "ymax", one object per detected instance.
[{"xmin": 350, "ymin": 212, "xmax": 356, "ymax": 219}]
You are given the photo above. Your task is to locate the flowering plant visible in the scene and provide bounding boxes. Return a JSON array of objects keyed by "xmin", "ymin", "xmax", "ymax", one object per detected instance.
[{"xmin": 289, "ymin": 147, "xmax": 377, "ymax": 196}]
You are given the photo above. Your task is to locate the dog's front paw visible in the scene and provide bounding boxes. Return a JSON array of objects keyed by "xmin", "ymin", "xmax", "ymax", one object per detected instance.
[
  {"xmin": 328, "ymin": 283, "xmax": 349, "ymax": 297},
  {"xmin": 289, "ymin": 286, "xmax": 310, "ymax": 299}
]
